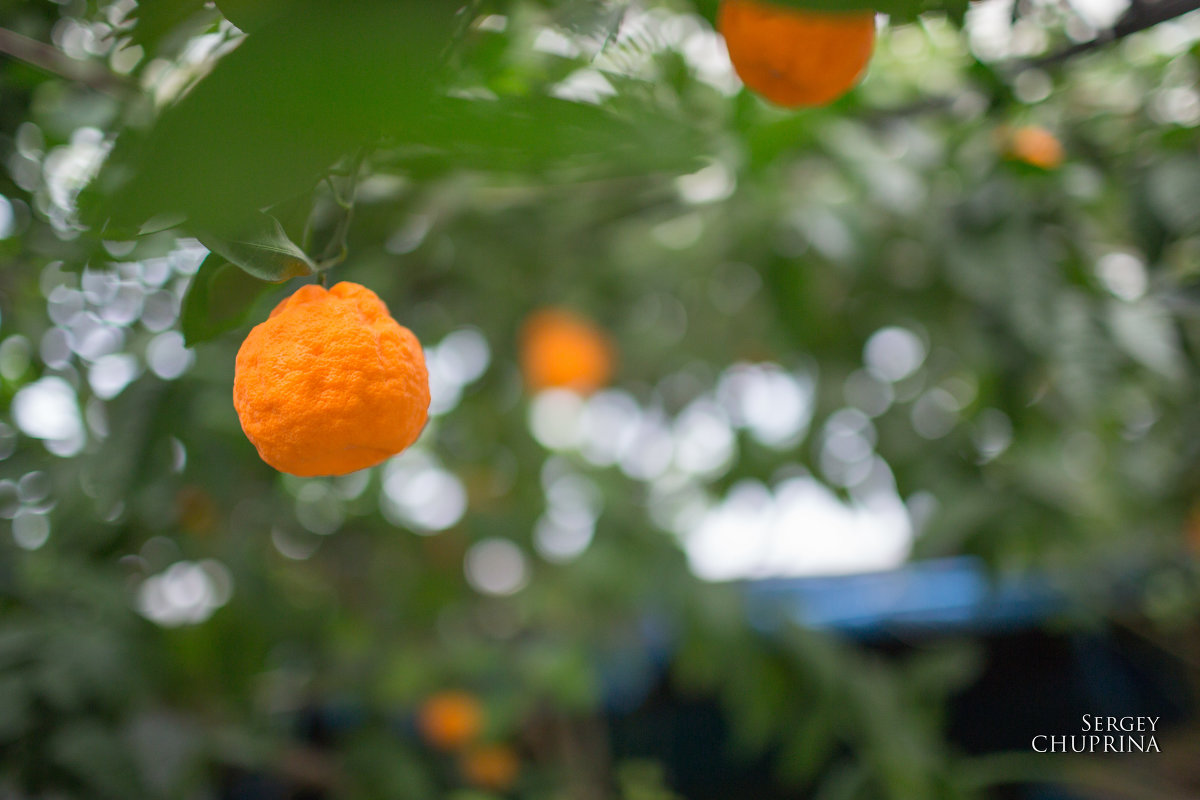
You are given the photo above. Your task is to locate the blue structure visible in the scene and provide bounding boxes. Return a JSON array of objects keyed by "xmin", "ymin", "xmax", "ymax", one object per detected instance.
[{"xmin": 743, "ymin": 556, "xmax": 1066, "ymax": 638}]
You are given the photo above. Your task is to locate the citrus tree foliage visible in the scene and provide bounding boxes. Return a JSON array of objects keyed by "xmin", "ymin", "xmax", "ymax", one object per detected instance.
[{"xmin": 1, "ymin": 0, "xmax": 1200, "ymax": 798}]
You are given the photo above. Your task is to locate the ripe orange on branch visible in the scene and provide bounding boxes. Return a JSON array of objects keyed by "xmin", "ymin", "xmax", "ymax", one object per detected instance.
[
  {"xmin": 519, "ymin": 308, "xmax": 614, "ymax": 395},
  {"xmin": 233, "ymin": 281, "xmax": 429, "ymax": 477},
  {"xmin": 718, "ymin": 0, "xmax": 876, "ymax": 108}
]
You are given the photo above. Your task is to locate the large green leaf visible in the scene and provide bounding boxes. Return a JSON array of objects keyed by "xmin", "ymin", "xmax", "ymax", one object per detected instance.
[
  {"xmin": 381, "ymin": 94, "xmax": 710, "ymax": 178},
  {"xmin": 83, "ymin": 3, "xmax": 721, "ymax": 235},
  {"xmin": 193, "ymin": 213, "xmax": 314, "ymax": 282},
  {"xmin": 85, "ymin": 0, "xmax": 457, "ymax": 232},
  {"xmin": 126, "ymin": 0, "xmax": 213, "ymax": 54},
  {"xmin": 180, "ymin": 253, "xmax": 279, "ymax": 346},
  {"xmin": 212, "ymin": 0, "xmax": 297, "ymax": 32}
]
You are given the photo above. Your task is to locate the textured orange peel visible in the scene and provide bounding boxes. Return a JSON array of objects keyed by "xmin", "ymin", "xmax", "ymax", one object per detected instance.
[{"xmin": 233, "ymin": 281, "xmax": 430, "ymax": 477}]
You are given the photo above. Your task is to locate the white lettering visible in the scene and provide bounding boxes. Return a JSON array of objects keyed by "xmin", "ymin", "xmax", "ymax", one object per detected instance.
[{"xmin": 1034, "ymin": 724, "xmax": 1164, "ymax": 754}]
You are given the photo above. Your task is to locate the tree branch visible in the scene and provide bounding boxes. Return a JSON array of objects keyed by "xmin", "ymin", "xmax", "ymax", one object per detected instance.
[
  {"xmin": 1027, "ymin": 0, "xmax": 1200, "ymax": 68},
  {"xmin": 867, "ymin": 0, "xmax": 1200, "ymax": 123},
  {"xmin": 0, "ymin": 26, "xmax": 128, "ymax": 95}
]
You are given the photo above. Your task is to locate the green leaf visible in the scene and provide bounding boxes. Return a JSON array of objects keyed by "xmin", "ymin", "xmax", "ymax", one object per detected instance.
[
  {"xmin": 85, "ymin": 0, "xmax": 457, "ymax": 231},
  {"xmin": 267, "ymin": 189, "xmax": 318, "ymax": 248},
  {"xmin": 213, "ymin": 0, "xmax": 288, "ymax": 31},
  {"xmin": 776, "ymin": 705, "xmax": 837, "ymax": 786},
  {"xmin": 904, "ymin": 644, "xmax": 983, "ymax": 701},
  {"xmin": 181, "ymin": 253, "xmax": 279, "ymax": 346},
  {"xmin": 127, "ymin": 0, "xmax": 213, "ymax": 54},
  {"xmin": 138, "ymin": 212, "xmax": 188, "ymax": 237},
  {"xmin": 193, "ymin": 214, "xmax": 315, "ymax": 283},
  {"xmin": 383, "ymin": 94, "xmax": 709, "ymax": 179}
]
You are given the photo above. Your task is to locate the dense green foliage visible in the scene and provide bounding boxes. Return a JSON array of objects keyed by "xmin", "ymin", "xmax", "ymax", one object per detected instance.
[{"xmin": 1, "ymin": 0, "xmax": 1200, "ymax": 797}]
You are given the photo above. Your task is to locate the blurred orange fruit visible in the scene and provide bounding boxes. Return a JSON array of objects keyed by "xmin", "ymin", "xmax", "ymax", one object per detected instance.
[
  {"xmin": 519, "ymin": 308, "xmax": 614, "ymax": 395},
  {"xmin": 1008, "ymin": 125, "xmax": 1064, "ymax": 170},
  {"xmin": 176, "ymin": 485, "xmax": 217, "ymax": 535},
  {"xmin": 417, "ymin": 691, "xmax": 485, "ymax": 751},
  {"xmin": 234, "ymin": 281, "xmax": 429, "ymax": 477},
  {"xmin": 718, "ymin": 0, "xmax": 876, "ymax": 108},
  {"xmin": 460, "ymin": 744, "xmax": 520, "ymax": 791}
]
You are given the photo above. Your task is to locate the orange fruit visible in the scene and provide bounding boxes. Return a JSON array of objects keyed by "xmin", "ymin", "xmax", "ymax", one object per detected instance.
[
  {"xmin": 417, "ymin": 690, "xmax": 485, "ymax": 750},
  {"xmin": 718, "ymin": 0, "xmax": 876, "ymax": 108},
  {"xmin": 519, "ymin": 308, "xmax": 614, "ymax": 395},
  {"xmin": 460, "ymin": 744, "xmax": 520, "ymax": 791},
  {"xmin": 1008, "ymin": 125, "xmax": 1064, "ymax": 170},
  {"xmin": 233, "ymin": 281, "xmax": 429, "ymax": 477}
]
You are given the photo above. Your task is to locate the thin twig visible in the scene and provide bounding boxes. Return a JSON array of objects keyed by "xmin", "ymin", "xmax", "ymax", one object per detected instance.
[
  {"xmin": 0, "ymin": 26, "xmax": 128, "ymax": 94},
  {"xmin": 1026, "ymin": 0, "xmax": 1200, "ymax": 68},
  {"xmin": 866, "ymin": 0, "xmax": 1200, "ymax": 123},
  {"xmin": 316, "ymin": 148, "xmax": 368, "ymax": 271},
  {"xmin": 591, "ymin": 3, "xmax": 630, "ymax": 64}
]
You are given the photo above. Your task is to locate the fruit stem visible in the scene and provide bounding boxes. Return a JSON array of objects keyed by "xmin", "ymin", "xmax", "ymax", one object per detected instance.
[{"xmin": 315, "ymin": 148, "xmax": 368, "ymax": 272}]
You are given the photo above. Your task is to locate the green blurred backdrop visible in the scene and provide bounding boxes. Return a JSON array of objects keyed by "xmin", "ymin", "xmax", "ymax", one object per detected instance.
[{"xmin": 1, "ymin": 0, "xmax": 1200, "ymax": 797}]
